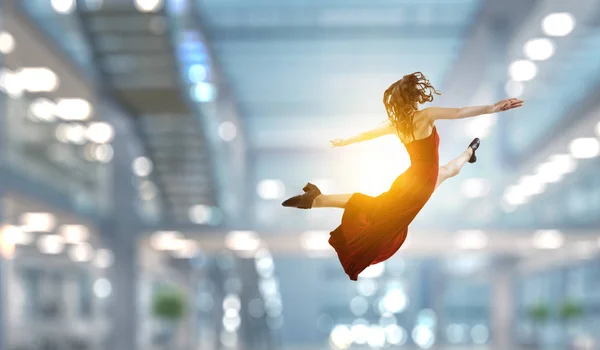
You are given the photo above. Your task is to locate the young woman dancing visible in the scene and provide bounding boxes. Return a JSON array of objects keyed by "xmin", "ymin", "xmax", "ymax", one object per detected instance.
[{"xmin": 282, "ymin": 72, "xmax": 524, "ymax": 281}]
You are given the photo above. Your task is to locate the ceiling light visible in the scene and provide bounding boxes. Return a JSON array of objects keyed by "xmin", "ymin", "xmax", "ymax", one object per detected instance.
[
  {"xmin": 59, "ymin": 224, "xmax": 90, "ymax": 243},
  {"xmin": 259, "ymin": 277, "xmax": 279, "ymax": 297},
  {"xmin": 93, "ymin": 278, "xmax": 112, "ymax": 298},
  {"xmin": 257, "ymin": 179, "xmax": 285, "ymax": 200},
  {"xmin": 222, "ymin": 312, "xmax": 241, "ymax": 332},
  {"xmin": 191, "ymin": 82, "xmax": 216, "ymax": 103},
  {"xmin": 132, "ymin": 156, "xmax": 153, "ymax": 177},
  {"xmin": 18, "ymin": 67, "xmax": 59, "ymax": 92},
  {"xmin": 51, "ymin": 0, "xmax": 76, "ymax": 14},
  {"xmin": 330, "ymin": 325, "xmax": 353, "ymax": 350},
  {"xmin": 569, "ymin": 138, "xmax": 600, "ymax": 159},
  {"xmin": 171, "ymin": 239, "xmax": 199, "ymax": 259},
  {"xmin": 412, "ymin": 325, "xmax": 435, "ymax": 349},
  {"xmin": 300, "ymin": 231, "xmax": 332, "ymax": 251},
  {"xmin": 149, "ymin": 231, "xmax": 184, "ymax": 251},
  {"xmin": 381, "ymin": 288, "xmax": 409, "ymax": 314},
  {"xmin": 455, "ymin": 230, "xmax": 488, "ymax": 250},
  {"xmin": 0, "ymin": 69, "xmax": 24, "ymax": 98},
  {"xmin": 367, "ymin": 326, "xmax": 386, "ymax": 348},
  {"xmin": 255, "ymin": 248, "xmax": 274, "ymax": 270},
  {"xmin": 225, "ymin": 231, "xmax": 261, "ymax": 252},
  {"xmin": 68, "ymin": 242, "xmax": 94, "ymax": 262},
  {"xmin": 503, "ymin": 185, "xmax": 528, "ymax": 206},
  {"xmin": 188, "ymin": 204, "xmax": 212, "ymax": 224},
  {"xmin": 542, "ymin": 12, "xmax": 575, "ymax": 37},
  {"xmin": 223, "ymin": 294, "xmax": 241, "ymax": 312},
  {"xmin": 466, "ymin": 114, "xmax": 496, "ymax": 139},
  {"xmin": 139, "ymin": 180, "xmax": 157, "ymax": 200},
  {"xmin": 56, "ymin": 98, "xmax": 92, "ymax": 121},
  {"xmin": 385, "ymin": 325, "xmax": 408, "ymax": 346},
  {"xmin": 548, "ymin": 154, "xmax": 577, "ymax": 174},
  {"xmin": 65, "ymin": 123, "xmax": 87, "ymax": 145},
  {"xmin": 218, "ymin": 121, "xmax": 237, "ymax": 142},
  {"xmin": 29, "ymin": 98, "xmax": 57, "ymax": 122},
  {"xmin": 134, "ymin": 0, "xmax": 163, "ymax": 12},
  {"xmin": 85, "ymin": 122, "xmax": 114, "ymax": 144},
  {"xmin": 94, "ymin": 144, "xmax": 114, "ymax": 163},
  {"xmin": 518, "ymin": 175, "xmax": 546, "ymax": 196},
  {"xmin": 523, "ymin": 38, "xmax": 555, "ymax": 61},
  {"xmin": 350, "ymin": 322, "xmax": 369, "ymax": 344},
  {"xmin": 37, "ymin": 234, "xmax": 65, "ymax": 254},
  {"xmin": 535, "ymin": 162, "xmax": 563, "ymax": 183},
  {"xmin": 1, "ymin": 225, "xmax": 33, "ymax": 245},
  {"xmin": 55, "ymin": 124, "xmax": 70, "ymax": 143},
  {"xmin": 188, "ymin": 64, "xmax": 208, "ymax": 83},
  {"xmin": 509, "ymin": 60, "xmax": 537, "ymax": 82},
  {"xmin": 359, "ymin": 262, "xmax": 385, "ymax": 279},
  {"xmin": 20, "ymin": 212, "xmax": 56, "ymax": 232},
  {"xmin": 0, "ymin": 31, "xmax": 15, "ymax": 54},
  {"xmin": 533, "ymin": 230, "xmax": 564, "ymax": 249},
  {"xmin": 460, "ymin": 178, "xmax": 490, "ymax": 199}
]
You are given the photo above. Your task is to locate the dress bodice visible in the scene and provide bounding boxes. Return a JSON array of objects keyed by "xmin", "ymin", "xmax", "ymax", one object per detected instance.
[{"xmin": 404, "ymin": 127, "xmax": 440, "ymax": 165}]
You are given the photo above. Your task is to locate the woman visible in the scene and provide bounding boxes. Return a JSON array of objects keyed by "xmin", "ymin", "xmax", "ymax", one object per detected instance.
[{"xmin": 282, "ymin": 72, "xmax": 523, "ymax": 280}]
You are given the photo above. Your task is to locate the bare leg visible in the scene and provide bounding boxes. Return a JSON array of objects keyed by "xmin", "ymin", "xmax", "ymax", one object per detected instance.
[
  {"xmin": 313, "ymin": 194, "xmax": 353, "ymax": 208},
  {"xmin": 435, "ymin": 148, "xmax": 474, "ymax": 189}
]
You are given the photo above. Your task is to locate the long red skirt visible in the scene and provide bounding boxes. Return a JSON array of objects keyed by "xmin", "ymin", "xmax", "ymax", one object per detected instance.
[{"xmin": 328, "ymin": 164, "xmax": 437, "ymax": 280}]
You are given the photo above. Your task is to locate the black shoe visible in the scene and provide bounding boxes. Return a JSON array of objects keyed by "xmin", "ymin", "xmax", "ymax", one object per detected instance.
[
  {"xmin": 282, "ymin": 183, "xmax": 322, "ymax": 209},
  {"xmin": 468, "ymin": 138, "xmax": 480, "ymax": 163}
]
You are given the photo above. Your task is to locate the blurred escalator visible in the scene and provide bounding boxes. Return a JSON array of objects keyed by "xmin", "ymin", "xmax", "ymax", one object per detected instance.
[{"xmin": 75, "ymin": 1, "xmax": 218, "ymax": 223}]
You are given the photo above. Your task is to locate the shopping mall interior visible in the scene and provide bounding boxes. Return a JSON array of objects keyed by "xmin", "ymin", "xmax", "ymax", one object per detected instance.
[{"xmin": 1, "ymin": 0, "xmax": 600, "ymax": 349}]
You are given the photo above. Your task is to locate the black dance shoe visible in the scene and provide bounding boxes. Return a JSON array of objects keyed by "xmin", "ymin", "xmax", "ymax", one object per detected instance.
[
  {"xmin": 468, "ymin": 138, "xmax": 480, "ymax": 163},
  {"xmin": 282, "ymin": 183, "xmax": 322, "ymax": 209}
]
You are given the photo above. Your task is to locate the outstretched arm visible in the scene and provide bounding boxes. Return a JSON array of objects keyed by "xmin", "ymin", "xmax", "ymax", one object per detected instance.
[
  {"xmin": 425, "ymin": 98, "xmax": 524, "ymax": 121},
  {"xmin": 330, "ymin": 121, "xmax": 395, "ymax": 147}
]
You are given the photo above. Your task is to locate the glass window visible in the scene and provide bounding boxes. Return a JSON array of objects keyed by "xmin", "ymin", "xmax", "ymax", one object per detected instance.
[{"xmin": 2, "ymin": 92, "xmax": 113, "ymax": 213}]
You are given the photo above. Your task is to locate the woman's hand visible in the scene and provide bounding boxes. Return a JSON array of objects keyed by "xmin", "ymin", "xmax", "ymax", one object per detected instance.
[
  {"xmin": 491, "ymin": 98, "xmax": 524, "ymax": 113},
  {"xmin": 330, "ymin": 139, "xmax": 346, "ymax": 147}
]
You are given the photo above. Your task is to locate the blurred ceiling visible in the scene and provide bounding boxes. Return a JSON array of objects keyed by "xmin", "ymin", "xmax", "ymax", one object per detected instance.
[
  {"xmin": 195, "ymin": 0, "xmax": 503, "ymax": 232},
  {"xmin": 197, "ymin": 0, "xmax": 482, "ymax": 150}
]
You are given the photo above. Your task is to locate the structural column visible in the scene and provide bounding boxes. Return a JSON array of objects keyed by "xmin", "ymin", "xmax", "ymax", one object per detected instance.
[
  {"xmin": 0, "ymin": 1, "xmax": 8, "ymax": 348},
  {"xmin": 103, "ymin": 105, "xmax": 144, "ymax": 350},
  {"xmin": 491, "ymin": 267, "xmax": 515, "ymax": 350},
  {"xmin": 106, "ymin": 224, "xmax": 138, "ymax": 350},
  {"xmin": 0, "ymin": 194, "xmax": 7, "ymax": 350}
]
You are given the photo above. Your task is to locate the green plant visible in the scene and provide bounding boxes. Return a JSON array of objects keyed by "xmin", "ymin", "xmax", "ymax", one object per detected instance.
[
  {"xmin": 559, "ymin": 300, "xmax": 584, "ymax": 321},
  {"xmin": 151, "ymin": 288, "xmax": 186, "ymax": 322},
  {"xmin": 528, "ymin": 303, "xmax": 551, "ymax": 322}
]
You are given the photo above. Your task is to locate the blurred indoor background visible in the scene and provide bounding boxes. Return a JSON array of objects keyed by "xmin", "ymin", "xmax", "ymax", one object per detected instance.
[{"xmin": 0, "ymin": 0, "xmax": 600, "ymax": 349}]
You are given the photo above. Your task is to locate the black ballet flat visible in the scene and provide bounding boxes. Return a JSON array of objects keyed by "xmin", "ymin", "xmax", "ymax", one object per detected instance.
[
  {"xmin": 468, "ymin": 138, "xmax": 480, "ymax": 163},
  {"xmin": 282, "ymin": 183, "xmax": 322, "ymax": 209}
]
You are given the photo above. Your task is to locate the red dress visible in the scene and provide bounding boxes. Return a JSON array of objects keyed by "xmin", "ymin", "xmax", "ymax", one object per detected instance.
[{"xmin": 329, "ymin": 127, "xmax": 440, "ymax": 280}]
